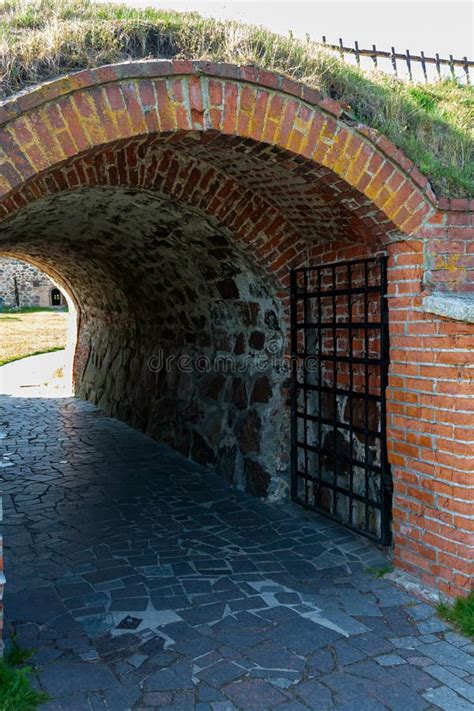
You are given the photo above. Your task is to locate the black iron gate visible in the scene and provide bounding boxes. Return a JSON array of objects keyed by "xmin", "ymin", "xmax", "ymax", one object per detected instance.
[{"xmin": 290, "ymin": 257, "xmax": 392, "ymax": 545}]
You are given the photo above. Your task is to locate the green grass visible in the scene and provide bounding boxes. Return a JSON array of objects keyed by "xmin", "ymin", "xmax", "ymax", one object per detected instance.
[
  {"xmin": 0, "ymin": 346, "xmax": 65, "ymax": 367},
  {"xmin": 4, "ymin": 642, "xmax": 34, "ymax": 667},
  {"xmin": 0, "ymin": 638, "xmax": 48, "ymax": 711},
  {"xmin": 438, "ymin": 593, "xmax": 474, "ymax": 639},
  {"xmin": 0, "ymin": 0, "xmax": 472, "ymax": 196},
  {"xmin": 1, "ymin": 306, "xmax": 68, "ymax": 313}
]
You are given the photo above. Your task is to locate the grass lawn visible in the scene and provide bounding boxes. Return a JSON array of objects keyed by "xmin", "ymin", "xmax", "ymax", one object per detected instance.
[{"xmin": 0, "ymin": 310, "xmax": 68, "ymax": 366}]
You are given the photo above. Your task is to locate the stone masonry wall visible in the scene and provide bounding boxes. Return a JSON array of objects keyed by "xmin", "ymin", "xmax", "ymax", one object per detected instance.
[
  {"xmin": 79, "ymin": 247, "xmax": 290, "ymax": 502},
  {"xmin": 2, "ymin": 188, "xmax": 290, "ymax": 502},
  {"xmin": 0, "ymin": 256, "xmax": 63, "ymax": 308}
]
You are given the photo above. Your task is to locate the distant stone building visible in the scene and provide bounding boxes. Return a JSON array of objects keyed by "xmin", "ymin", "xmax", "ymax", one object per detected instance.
[{"xmin": 0, "ymin": 257, "xmax": 66, "ymax": 309}]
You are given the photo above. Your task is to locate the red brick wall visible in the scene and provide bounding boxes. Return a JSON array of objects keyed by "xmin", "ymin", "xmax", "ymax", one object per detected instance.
[
  {"xmin": 387, "ymin": 241, "xmax": 474, "ymax": 597},
  {"xmin": 423, "ymin": 200, "xmax": 474, "ymax": 292},
  {"xmin": 0, "ymin": 61, "xmax": 472, "ymax": 597}
]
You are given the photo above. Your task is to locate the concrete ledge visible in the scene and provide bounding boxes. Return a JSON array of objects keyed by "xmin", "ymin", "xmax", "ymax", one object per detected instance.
[{"xmin": 423, "ymin": 293, "xmax": 474, "ymax": 324}]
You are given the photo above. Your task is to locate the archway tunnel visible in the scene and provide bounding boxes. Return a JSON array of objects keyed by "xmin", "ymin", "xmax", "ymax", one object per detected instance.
[
  {"xmin": 0, "ymin": 127, "xmax": 387, "ymax": 507},
  {"xmin": 0, "ymin": 183, "xmax": 296, "ymax": 500},
  {"xmin": 0, "ymin": 60, "xmax": 471, "ymax": 597}
]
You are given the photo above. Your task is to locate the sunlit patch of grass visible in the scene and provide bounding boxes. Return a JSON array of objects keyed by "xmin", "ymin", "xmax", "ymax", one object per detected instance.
[
  {"xmin": 0, "ymin": 0, "xmax": 472, "ymax": 196},
  {"xmin": 438, "ymin": 593, "xmax": 474, "ymax": 639},
  {"xmin": 0, "ymin": 346, "xmax": 65, "ymax": 367},
  {"xmin": 0, "ymin": 310, "xmax": 68, "ymax": 365}
]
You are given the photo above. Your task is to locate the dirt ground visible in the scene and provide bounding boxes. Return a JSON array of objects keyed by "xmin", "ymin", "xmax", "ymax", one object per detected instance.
[{"xmin": 0, "ymin": 310, "xmax": 68, "ymax": 365}]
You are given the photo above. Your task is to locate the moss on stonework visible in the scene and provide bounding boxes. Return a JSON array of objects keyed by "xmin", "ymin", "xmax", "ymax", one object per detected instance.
[{"xmin": 0, "ymin": 0, "xmax": 473, "ymax": 197}]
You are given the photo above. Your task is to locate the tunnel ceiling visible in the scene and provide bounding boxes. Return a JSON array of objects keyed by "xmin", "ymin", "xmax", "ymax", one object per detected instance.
[
  {"xmin": 3, "ymin": 134, "xmax": 388, "ymax": 259},
  {"xmin": 0, "ymin": 128, "xmax": 386, "ymax": 326},
  {"xmin": 0, "ymin": 186, "xmax": 284, "ymax": 334}
]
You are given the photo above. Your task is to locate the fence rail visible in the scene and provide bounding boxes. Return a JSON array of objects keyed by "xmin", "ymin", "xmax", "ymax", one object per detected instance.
[{"xmin": 320, "ymin": 37, "xmax": 472, "ymax": 84}]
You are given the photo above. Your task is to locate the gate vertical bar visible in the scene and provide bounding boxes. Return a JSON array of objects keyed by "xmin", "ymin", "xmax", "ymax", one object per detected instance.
[
  {"xmin": 290, "ymin": 269, "xmax": 298, "ymax": 502},
  {"xmin": 303, "ymin": 270, "xmax": 309, "ymax": 505},
  {"xmin": 317, "ymin": 266, "xmax": 323, "ymax": 509},
  {"xmin": 332, "ymin": 264, "xmax": 338, "ymax": 517},
  {"xmin": 363, "ymin": 260, "xmax": 370, "ymax": 533},
  {"xmin": 347, "ymin": 262, "xmax": 354, "ymax": 527}
]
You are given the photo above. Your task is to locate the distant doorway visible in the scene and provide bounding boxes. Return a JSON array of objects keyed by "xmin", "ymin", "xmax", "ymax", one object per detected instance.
[{"xmin": 50, "ymin": 287, "xmax": 62, "ymax": 306}]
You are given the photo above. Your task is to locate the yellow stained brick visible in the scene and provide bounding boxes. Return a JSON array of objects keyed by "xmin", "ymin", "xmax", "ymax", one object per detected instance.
[{"xmin": 76, "ymin": 94, "xmax": 111, "ymax": 144}]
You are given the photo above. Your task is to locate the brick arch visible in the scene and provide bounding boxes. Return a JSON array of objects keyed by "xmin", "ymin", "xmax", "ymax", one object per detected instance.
[
  {"xmin": 0, "ymin": 60, "xmax": 436, "ymax": 244},
  {"xmin": 2, "ymin": 140, "xmax": 309, "ymax": 289}
]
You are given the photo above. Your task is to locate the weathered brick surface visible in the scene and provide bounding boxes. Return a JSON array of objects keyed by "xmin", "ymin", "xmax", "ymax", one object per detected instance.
[{"xmin": 0, "ymin": 61, "xmax": 472, "ymax": 598}]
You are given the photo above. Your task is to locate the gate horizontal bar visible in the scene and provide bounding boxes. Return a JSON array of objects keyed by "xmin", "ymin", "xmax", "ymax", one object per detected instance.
[
  {"xmin": 296, "ymin": 285, "xmax": 381, "ymax": 299},
  {"xmin": 292, "ymin": 256, "xmax": 383, "ymax": 272},
  {"xmin": 296, "ymin": 440, "xmax": 382, "ymax": 473},
  {"xmin": 296, "ymin": 411, "xmax": 382, "ymax": 438},
  {"xmin": 295, "ymin": 382, "xmax": 381, "ymax": 402},
  {"xmin": 294, "ymin": 352, "xmax": 382, "ymax": 366},
  {"xmin": 296, "ymin": 321, "xmax": 382, "ymax": 329},
  {"xmin": 294, "ymin": 470, "xmax": 383, "ymax": 509},
  {"xmin": 293, "ymin": 495, "xmax": 384, "ymax": 543}
]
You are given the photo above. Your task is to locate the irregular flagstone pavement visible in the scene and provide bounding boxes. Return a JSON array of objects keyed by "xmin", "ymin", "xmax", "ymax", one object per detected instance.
[{"xmin": 1, "ymin": 395, "xmax": 473, "ymax": 711}]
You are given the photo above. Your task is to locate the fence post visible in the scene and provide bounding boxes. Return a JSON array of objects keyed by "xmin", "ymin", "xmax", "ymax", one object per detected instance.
[
  {"xmin": 391, "ymin": 46, "xmax": 398, "ymax": 77},
  {"xmin": 339, "ymin": 37, "xmax": 344, "ymax": 61},
  {"xmin": 355, "ymin": 40, "xmax": 360, "ymax": 67},
  {"xmin": 405, "ymin": 49, "xmax": 412, "ymax": 81},
  {"xmin": 463, "ymin": 57, "xmax": 470, "ymax": 84},
  {"xmin": 372, "ymin": 44, "xmax": 378, "ymax": 68},
  {"xmin": 420, "ymin": 50, "xmax": 428, "ymax": 82}
]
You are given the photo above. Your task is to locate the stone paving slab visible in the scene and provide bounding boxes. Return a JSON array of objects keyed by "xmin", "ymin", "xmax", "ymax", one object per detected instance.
[{"xmin": 1, "ymin": 396, "xmax": 473, "ymax": 710}]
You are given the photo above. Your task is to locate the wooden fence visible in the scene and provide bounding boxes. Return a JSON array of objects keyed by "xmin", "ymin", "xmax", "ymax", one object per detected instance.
[{"xmin": 320, "ymin": 37, "xmax": 472, "ymax": 84}]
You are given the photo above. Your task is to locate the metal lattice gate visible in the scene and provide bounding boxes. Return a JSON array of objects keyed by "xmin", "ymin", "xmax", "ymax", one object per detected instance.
[{"xmin": 290, "ymin": 257, "xmax": 392, "ymax": 545}]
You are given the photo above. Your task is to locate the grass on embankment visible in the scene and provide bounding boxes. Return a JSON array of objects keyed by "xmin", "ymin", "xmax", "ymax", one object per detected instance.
[
  {"xmin": 0, "ymin": 310, "xmax": 68, "ymax": 365},
  {"xmin": 0, "ymin": 0, "xmax": 472, "ymax": 197},
  {"xmin": 0, "ymin": 637, "xmax": 48, "ymax": 711},
  {"xmin": 438, "ymin": 593, "xmax": 474, "ymax": 639}
]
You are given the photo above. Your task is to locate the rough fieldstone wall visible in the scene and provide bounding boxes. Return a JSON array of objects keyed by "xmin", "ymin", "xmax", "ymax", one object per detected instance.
[
  {"xmin": 2, "ymin": 187, "xmax": 290, "ymax": 501},
  {"xmin": 0, "ymin": 256, "xmax": 63, "ymax": 308}
]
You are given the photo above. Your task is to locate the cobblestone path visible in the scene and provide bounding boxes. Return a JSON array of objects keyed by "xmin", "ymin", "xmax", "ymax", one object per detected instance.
[{"xmin": 1, "ymin": 396, "xmax": 473, "ymax": 710}]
